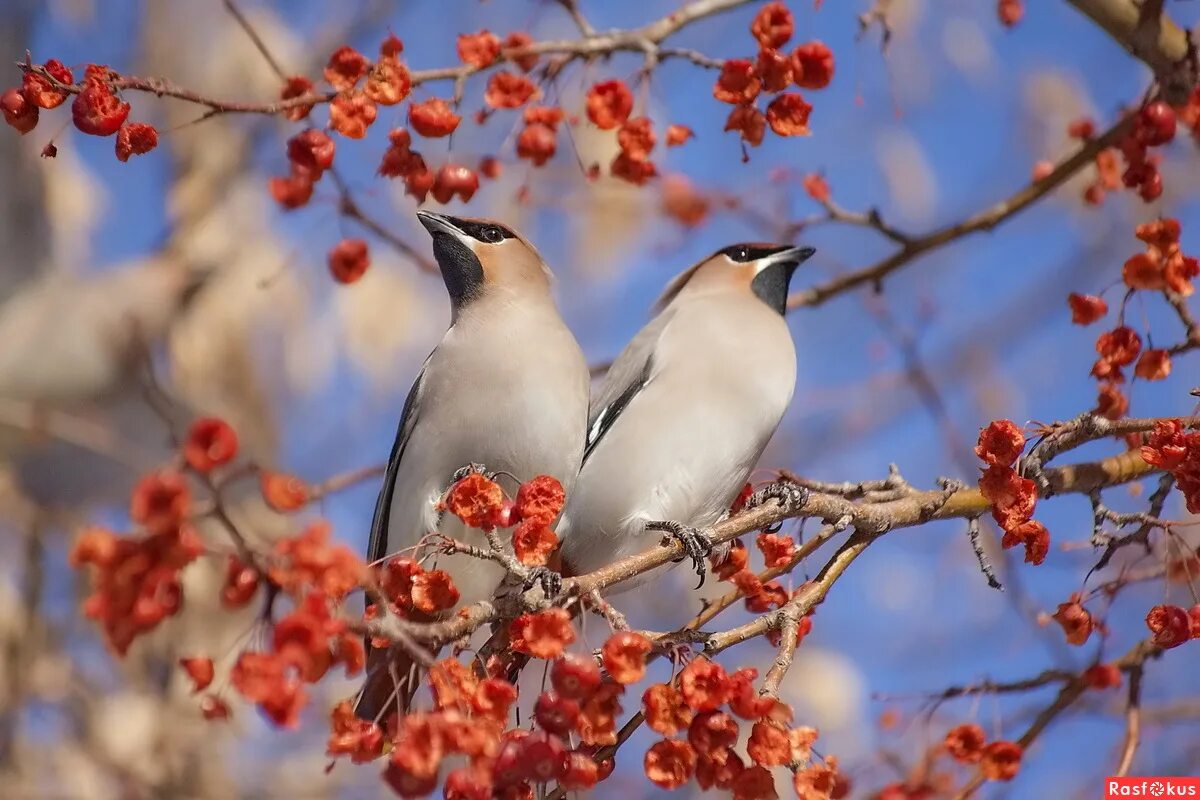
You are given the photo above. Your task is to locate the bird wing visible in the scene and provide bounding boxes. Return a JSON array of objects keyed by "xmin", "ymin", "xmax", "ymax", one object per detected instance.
[
  {"xmin": 366, "ymin": 353, "xmax": 432, "ymax": 567},
  {"xmin": 584, "ymin": 307, "xmax": 676, "ymax": 463}
]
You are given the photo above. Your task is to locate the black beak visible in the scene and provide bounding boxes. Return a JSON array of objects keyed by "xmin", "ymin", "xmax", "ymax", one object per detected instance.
[
  {"xmin": 752, "ymin": 246, "xmax": 815, "ymax": 315},
  {"xmin": 772, "ymin": 245, "xmax": 816, "ymax": 268},
  {"xmin": 417, "ymin": 209, "xmax": 467, "ymax": 237}
]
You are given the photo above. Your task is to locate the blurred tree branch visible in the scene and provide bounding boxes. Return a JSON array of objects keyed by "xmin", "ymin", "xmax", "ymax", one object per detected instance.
[{"xmin": 788, "ymin": 114, "xmax": 1134, "ymax": 309}]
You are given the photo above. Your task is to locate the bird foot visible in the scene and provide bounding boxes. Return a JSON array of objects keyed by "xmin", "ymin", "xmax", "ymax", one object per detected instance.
[
  {"xmin": 661, "ymin": 641, "xmax": 695, "ymax": 670},
  {"xmin": 647, "ymin": 520, "xmax": 713, "ymax": 589},
  {"xmin": 744, "ymin": 481, "xmax": 810, "ymax": 514},
  {"xmin": 451, "ymin": 462, "xmax": 496, "ymax": 482},
  {"xmin": 523, "ymin": 565, "xmax": 563, "ymax": 599}
]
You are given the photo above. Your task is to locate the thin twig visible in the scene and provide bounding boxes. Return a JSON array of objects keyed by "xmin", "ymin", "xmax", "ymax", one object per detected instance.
[
  {"xmin": 1115, "ymin": 662, "xmax": 1144, "ymax": 777},
  {"xmin": 329, "ymin": 168, "xmax": 438, "ymax": 273},
  {"xmin": 16, "ymin": 0, "xmax": 749, "ymax": 118},
  {"xmin": 951, "ymin": 639, "xmax": 1159, "ymax": 799},
  {"xmin": 220, "ymin": 0, "xmax": 288, "ymax": 80},
  {"xmin": 966, "ymin": 517, "xmax": 1003, "ymax": 591},
  {"xmin": 788, "ymin": 115, "xmax": 1134, "ymax": 309},
  {"xmin": 555, "ymin": 0, "xmax": 596, "ymax": 36}
]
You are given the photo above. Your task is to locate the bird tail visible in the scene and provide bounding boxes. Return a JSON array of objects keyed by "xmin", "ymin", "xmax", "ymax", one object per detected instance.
[
  {"xmin": 482, "ymin": 551, "xmax": 579, "ymax": 684},
  {"xmin": 354, "ymin": 643, "xmax": 426, "ymax": 724}
]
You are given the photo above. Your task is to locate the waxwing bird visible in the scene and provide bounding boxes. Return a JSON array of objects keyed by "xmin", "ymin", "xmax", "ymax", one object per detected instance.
[
  {"xmin": 356, "ymin": 212, "xmax": 589, "ymax": 720},
  {"xmin": 557, "ymin": 243, "xmax": 816, "ymax": 590}
]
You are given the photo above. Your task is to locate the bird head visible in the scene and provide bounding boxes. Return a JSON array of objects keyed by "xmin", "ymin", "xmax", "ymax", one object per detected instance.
[
  {"xmin": 416, "ymin": 211, "xmax": 551, "ymax": 308},
  {"xmin": 656, "ymin": 242, "xmax": 816, "ymax": 315}
]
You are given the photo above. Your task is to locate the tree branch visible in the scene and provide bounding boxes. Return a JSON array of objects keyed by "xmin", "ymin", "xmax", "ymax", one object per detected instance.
[
  {"xmin": 788, "ymin": 115, "xmax": 1134, "ymax": 309},
  {"xmin": 16, "ymin": 0, "xmax": 750, "ymax": 118},
  {"xmin": 378, "ymin": 415, "xmax": 1190, "ymax": 655},
  {"xmin": 1065, "ymin": 0, "xmax": 1197, "ymax": 103},
  {"xmin": 952, "ymin": 639, "xmax": 1160, "ymax": 799}
]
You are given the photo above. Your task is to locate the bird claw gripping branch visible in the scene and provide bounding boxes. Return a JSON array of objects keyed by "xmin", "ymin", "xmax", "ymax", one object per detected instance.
[
  {"xmin": 522, "ymin": 565, "xmax": 563, "ymax": 599},
  {"xmin": 451, "ymin": 462, "xmax": 497, "ymax": 482},
  {"xmin": 647, "ymin": 520, "xmax": 715, "ymax": 589},
  {"xmin": 744, "ymin": 481, "xmax": 810, "ymax": 515}
]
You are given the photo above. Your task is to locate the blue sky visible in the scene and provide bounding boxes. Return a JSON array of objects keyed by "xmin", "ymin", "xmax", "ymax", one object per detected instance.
[{"xmin": 18, "ymin": 0, "xmax": 1200, "ymax": 795}]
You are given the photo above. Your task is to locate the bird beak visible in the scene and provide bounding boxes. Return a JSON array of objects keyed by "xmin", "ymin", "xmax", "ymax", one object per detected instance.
[
  {"xmin": 417, "ymin": 210, "xmax": 468, "ymax": 239},
  {"xmin": 763, "ymin": 245, "xmax": 816, "ymax": 272}
]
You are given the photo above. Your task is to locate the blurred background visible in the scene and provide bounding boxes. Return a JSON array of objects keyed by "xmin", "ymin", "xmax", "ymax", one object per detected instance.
[{"xmin": 1, "ymin": 0, "xmax": 1198, "ymax": 797}]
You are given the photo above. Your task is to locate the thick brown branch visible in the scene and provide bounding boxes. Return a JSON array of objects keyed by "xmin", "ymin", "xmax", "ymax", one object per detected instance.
[
  {"xmin": 391, "ymin": 418, "xmax": 1182, "ymax": 654},
  {"xmin": 1065, "ymin": 0, "xmax": 1197, "ymax": 102}
]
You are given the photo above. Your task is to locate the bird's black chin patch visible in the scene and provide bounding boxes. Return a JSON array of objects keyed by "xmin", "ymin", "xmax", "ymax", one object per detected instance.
[
  {"xmin": 751, "ymin": 261, "xmax": 800, "ymax": 315},
  {"xmin": 431, "ymin": 232, "xmax": 484, "ymax": 307}
]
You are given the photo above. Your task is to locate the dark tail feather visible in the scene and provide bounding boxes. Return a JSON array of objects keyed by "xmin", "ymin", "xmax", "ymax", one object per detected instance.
[
  {"xmin": 485, "ymin": 551, "xmax": 579, "ymax": 684},
  {"xmin": 354, "ymin": 645, "xmax": 421, "ymax": 724}
]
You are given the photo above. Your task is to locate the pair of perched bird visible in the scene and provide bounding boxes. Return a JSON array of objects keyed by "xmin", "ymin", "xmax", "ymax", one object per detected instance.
[{"xmin": 357, "ymin": 210, "xmax": 814, "ymax": 720}]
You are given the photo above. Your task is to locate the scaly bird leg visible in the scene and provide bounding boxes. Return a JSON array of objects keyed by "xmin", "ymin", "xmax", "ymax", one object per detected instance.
[{"xmin": 646, "ymin": 520, "xmax": 714, "ymax": 589}]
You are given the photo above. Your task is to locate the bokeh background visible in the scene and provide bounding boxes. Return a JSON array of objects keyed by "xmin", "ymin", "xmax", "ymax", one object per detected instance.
[{"xmin": 1, "ymin": 0, "xmax": 1198, "ymax": 797}]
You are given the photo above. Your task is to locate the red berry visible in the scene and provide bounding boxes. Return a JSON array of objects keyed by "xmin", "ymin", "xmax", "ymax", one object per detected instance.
[
  {"xmin": 430, "ymin": 163, "xmax": 480, "ymax": 204},
  {"xmin": 560, "ymin": 752, "xmax": 600, "ymax": 789},
  {"xmin": 1138, "ymin": 101, "xmax": 1176, "ymax": 146},
  {"xmin": 1122, "ymin": 163, "xmax": 1149, "ymax": 189},
  {"xmin": 550, "ymin": 654, "xmax": 602, "ymax": 700},
  {"xmin": 183, "ymin": 417, "xmax": 238, "ymax": 472},
  {"xmin": 492, "ymin": 737, "xmax": 531, "ymax": 787},
  {"xmin": 380, "ymin": 33, "xmax": 404, "ymax": 59},
  {"xmin": 199, "ymin": 695, "xmax": 230, "ymax": 720},
  {"xmin": 280, "ymin": 75, "xmax": 316, "ymax": 122},
  {"xmin": 269, "ymin": 171, "xmax": 314, "ymax": 209},
  {"xmin": 522, "ymin": 730, "xmax": 567, "ymax": 783},
  {"xmin": 22, "ymin": 59, "xmax": 73, "ymax": 109},
  {"xmin": 998, "ymin": 0, "xmax": 1024, "ymax": 26},
  {"xmin": 534, "ymin": 691, "xmax": 580, "ymax": 735},
  {"xmin": 287, "ymin": 128, "xmax": 336, "ymax": 176},
  {"xmin": 516, "ymin": 122, "xmax": 557, "ymax": 166},
  {"xmin": 1, "ymin": 87, "xmax": 38, "ymax": 134},
  {"xmin": 115, "ymin": 122, "xmax": 158, "ymax": 162},
  {"xmin": 1146, "ymin": 604, "xmax": 1190, "ymax": 648},
  {"xmin": 1067, "ymin": 117, "xmax": 1095, "ymax": 139},
  {"xmin": 328, "ymin": 238, "xmax": 370, "ymax": 284},
  {"xmin": 1138, "ymin": 169, "xmax": 1163, "ymax": 202},
  {"xmin": 221, "ymin": 556, "xmax": 260, "ymax": 608},
  {"xmin": 479, "ymin": 156, "xmax": 502, "ymax": 179},
  {"xmin": 72, "ymin": 79, "xmax": 130, "ymax": 137}
]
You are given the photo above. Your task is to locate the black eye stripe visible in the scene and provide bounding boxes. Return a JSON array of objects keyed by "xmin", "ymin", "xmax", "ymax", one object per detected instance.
[
  {"xmin": 457, "ymin": 220, "xmax": 514, "ymax": 243},
  {"xmin": 718, "ymin": 243, "xmax": 792, "ymax": 263}
]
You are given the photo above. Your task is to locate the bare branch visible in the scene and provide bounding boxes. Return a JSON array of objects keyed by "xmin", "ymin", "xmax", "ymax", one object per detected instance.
[
  {"xmin": 951, "ymin": 640, "xmax": 1160, "ymax": 799},
  {"xmin": 788, "ymin": 115, "xmax": 1134, "ymax": 309},
  {"xmin": 555, "ymin": 0, "xmax": 596, "ymax": 37},
  {"xmin": 1115, "ymin": 661, "xmax": 1144, "ymax": 777},
  {"xmin": 328, "ymin": 168, "xmax": 438, "ymax": 273},
  {"xmin": 16, "ymin": 0, "xmax": 750, "ymax": 119},
  {"xmin": 220, "ymin": 0, "xmax": 288, "ymax": 81}
]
